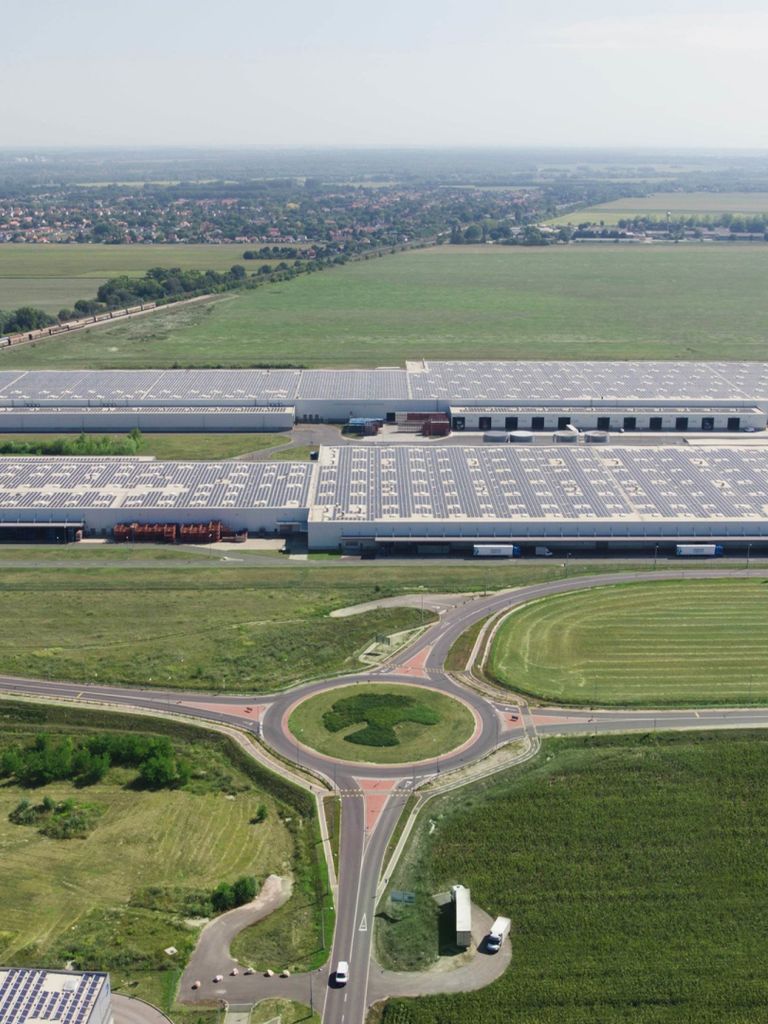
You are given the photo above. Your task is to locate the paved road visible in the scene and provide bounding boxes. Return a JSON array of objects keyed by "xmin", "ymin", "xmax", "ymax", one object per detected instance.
[
  {"xmin": 181, "ymin": 875, "xmax": 295, "ymax": 1002},
  {"xmin": 112, "ymin": 995, "xmax": 172, "ymax": 1024},
  {"xmin": 3, "ymin": 568, "xmax": 768, "ymax": 1024}
]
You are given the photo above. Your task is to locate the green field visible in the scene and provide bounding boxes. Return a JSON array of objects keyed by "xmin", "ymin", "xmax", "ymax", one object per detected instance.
[
  {"xmin": 488, "ymin": 579, "xmax": 768, "ymax": 706},
  {"xmin": 0, "ymin": 432, "xmax": 287, "ymax": 461},
  {"xmin": 0, "ymin": 243, "xmax": 261, "ymax": 313},
  {"xmin": 5, "ymin": 245, "xmax": 768, "ymax": 367},
  {"xmin": 378, "ymin": 731, "xmax": 768, "ymax": 1023},
  {"xmin": 0, "ymin": 703, "xmax": 302, "ymax": 1004},
  {"xmin": 548, "ymin": 191, "xmax": 768, "ymax": 225},
  {"xmin": 0, "ymin": 566, "xmax": 439, "ymax": 690},
  {"xmin": 0, "ymin": 564, "xmax": 759, "ymax": 689},
  {"xmin": 288, "ymin": 684, "xmax": 474, "ymax": 764}
]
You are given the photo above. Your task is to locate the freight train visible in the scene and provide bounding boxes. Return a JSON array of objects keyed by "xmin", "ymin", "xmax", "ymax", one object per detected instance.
[{"xmin": 0, "ymin": 302, "xmax": 157, "ymax": 348}]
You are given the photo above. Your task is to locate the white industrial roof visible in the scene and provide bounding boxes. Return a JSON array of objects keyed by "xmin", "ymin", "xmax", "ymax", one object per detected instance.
[
  {"xmin": 0, "ymin": 969, "xmax": 107, "ymax": 1024},
  {"xmin": 2, "ymin": 362, "xmax": 768, "ymax": 408},
  {"xmin": 310, "ymin": 445, "xmax": 768, "ymax": 523},
  {"xmin": 0, "ymin": 370, "xmax": 301, "ymax": 405},
  {"xmin": 412, "ymin": 361, "xmax": 768, "ymax": 403}
]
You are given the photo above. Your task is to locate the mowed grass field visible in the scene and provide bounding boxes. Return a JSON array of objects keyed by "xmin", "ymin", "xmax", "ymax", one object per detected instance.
[
  {"xmin": 287, "ymin": 684, "xmax": 473, "ymax": 764},
  {"xmin": 5, "ymin": 244, "xmax": 768, "ymax": 367},
  {"xmin": 0, "ymin": 709, "xmax": 292, "ymax": 1001},
  {"xmin": 488, "ymin": 579, "xmax": 768, "ymax": 706},
  {"xmin": 548, "ymin": 191, "xmax": 768, "ymax": 225},
  {"xmin": 378, "ymin": 731, "xmax": 768, "ymax": 1024},
  {"xmin": 0, "ymin": 243, "xmax": 259, "ymax": 313}
]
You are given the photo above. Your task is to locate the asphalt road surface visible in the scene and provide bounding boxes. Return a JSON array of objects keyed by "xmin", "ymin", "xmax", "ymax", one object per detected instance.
[{"xmin": 3, "ymin": 568, "xmax": 768, "ymax": 1024}]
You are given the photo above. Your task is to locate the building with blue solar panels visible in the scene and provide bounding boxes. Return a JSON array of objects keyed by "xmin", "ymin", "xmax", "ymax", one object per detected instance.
[{"xmin": 0, "ymin": 969, "xmax": 111, "ymax": 1024}]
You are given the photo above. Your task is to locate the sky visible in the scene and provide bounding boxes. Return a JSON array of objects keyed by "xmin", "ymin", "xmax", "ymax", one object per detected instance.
[{"xmin": 2, "ymin": 0, "xmax": 767, "ymax": 148}]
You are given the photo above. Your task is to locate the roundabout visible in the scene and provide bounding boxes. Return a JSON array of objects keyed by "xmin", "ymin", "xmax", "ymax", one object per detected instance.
[
  {"xmin": 286, "ymin": 682, "xmax": 477, "ymax": 765},
  {"xmin": 4, "ymin": 567, "xmax": 768, "ymax": 1024}
]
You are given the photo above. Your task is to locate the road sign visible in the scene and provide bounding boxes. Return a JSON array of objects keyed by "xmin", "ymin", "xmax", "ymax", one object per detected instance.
[{"xmin": 390, "ymin": 891, "xmax": 416, "ymax": 904}]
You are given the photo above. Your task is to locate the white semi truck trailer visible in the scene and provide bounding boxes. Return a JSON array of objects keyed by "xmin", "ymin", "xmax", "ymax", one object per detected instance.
[{"xmin": 452, "ymin": 884, "xmax": 472, "ymax": 947}]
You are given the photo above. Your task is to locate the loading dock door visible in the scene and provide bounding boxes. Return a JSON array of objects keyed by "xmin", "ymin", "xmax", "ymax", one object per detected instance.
[
  {"xmin": 727, "ymin": 417, "xmax": 741, "ymax": 431},
  {"xmin": 531, "ymin": 416, "xmax": 545, "ymax": 430},
  {"xmin": 558, "ymin": 416, "xmax": 571, "ymax": 429},
  {"xmin": 676, "ymin": 416, "xmax": 689, "ymax": 430},
  {"xmin": 623, "ymin": 416, "xmax": 637, "ymax": 430},
  {"xmin": 505, "ymin": 416, "xmax": 518, "ymax": 430},
  {"xmin": 597, "ymin": 416, "xmax": 611, "ymax": 430},
  {"xmin": 478, "ymin": 416, "xmax": 492, "ymax": 431},
  {"xmin": 452, "ymin": 417, "xmax": 466, "ymax": 431},
  {"xmin": 702, "ymin": 417, "xmax": 714, "ymax": 431},
  {"xmin": 649, "ymin": 416, "xmax": 662, "ymax": 430}
]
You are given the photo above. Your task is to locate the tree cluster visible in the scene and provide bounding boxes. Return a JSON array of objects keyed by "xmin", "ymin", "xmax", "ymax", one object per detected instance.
[
  {"xmin": 0, "ymin": 732, "xmax": 191, "ymax": 789},
  {"xmin": 96, "ymin": 265, "xmax": 247, "ymax": 309},
  {"xmin": 211, "ymin": 875, "xmax": 258, "ymax": 913},
  {"xmin": 0, "ymin": 306, "xmax": 56, "ymax": 335}
]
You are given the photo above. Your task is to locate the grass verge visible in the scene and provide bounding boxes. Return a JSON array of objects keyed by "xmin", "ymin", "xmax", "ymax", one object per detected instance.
[
  {"xmin": 444, "ymin": 616, "xmax": 490, "ymax": 673},
  {"xmin": 323, "ymin": 795, "xmax": 341, "ymax": 877}
]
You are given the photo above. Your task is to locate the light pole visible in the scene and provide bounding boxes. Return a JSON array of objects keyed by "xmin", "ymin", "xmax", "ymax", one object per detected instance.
[
  {"xmin": 654, "ymin": 544, "xmax": 658, "ymax": 570},
  {"xmin": 747, "ymin": 543, "xmax": 752, "ymax": 570}
]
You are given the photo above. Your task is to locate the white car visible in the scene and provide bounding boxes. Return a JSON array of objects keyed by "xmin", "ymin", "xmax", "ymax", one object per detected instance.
[{"xmin": 335, "ymin": 961, "xmax": 349, "ymax": 986}]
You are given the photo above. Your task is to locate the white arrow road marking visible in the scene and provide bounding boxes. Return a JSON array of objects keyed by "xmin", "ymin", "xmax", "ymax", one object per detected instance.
[{"xmin": 359, "ymin": 913, "xmax": 368, "ymax": 932}]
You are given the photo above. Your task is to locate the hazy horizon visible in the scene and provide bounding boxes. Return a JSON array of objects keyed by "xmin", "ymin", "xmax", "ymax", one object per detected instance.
[{"xmin": 3, "ymin": 0, "xmax": 766, "ymax": 150}]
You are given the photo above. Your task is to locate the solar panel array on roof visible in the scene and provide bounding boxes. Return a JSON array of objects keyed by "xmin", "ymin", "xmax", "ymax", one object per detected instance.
[
  {"xmin": 410, "ymin": 361, "xmax": 768, "ymax": 403},
  {"xmin": 297, "ymin": 370, "xmax": 409, "ymax": 401},
  {"xmin": 2, "ymin": 362, "xmax": 768, "ymax": 409},
  {"xmin": 312, "ymin": 446, "xmax": 768, "ymax": 522},
  {"xmin": 0, "ymin": 969, "xmax": 107, "ymax": 1024},
  {"xmin": 0, "ymin": 460, "xmax": 313, "ymax": 511},
  {"xmin": 0, "ymin": 370, "xmax": 301, "ymax": 405}
]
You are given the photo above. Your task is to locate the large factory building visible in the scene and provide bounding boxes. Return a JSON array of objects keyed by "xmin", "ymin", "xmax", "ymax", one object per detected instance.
[
  {"xmin": 0, "ymin": 361, "xmax": 767, "ymax": 432},
  {"xmin": 1, "ymin": 446, "xmax": 768, "ymax": 554}
]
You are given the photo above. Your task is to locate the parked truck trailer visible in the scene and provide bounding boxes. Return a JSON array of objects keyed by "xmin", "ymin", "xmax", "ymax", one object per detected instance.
[
  {"xmin": 473, "ymin": 544, "xmax": 521, "ymax": 558},
  {"xmin": 675, "ymin": 544, "xmax": 724, "ymax": 557},
  {"xmin": 451, "ymin": 884, "xmax": 472, "ymax": 948}
]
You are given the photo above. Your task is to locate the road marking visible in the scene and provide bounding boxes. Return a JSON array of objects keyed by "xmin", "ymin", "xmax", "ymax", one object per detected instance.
[
  {"xmin": 694, "ymin": 711, "xmax": 700, "ymax": 718},
  {"xmin": 359, "ymin": 913, "xmax": 367, "ymax": 932}
]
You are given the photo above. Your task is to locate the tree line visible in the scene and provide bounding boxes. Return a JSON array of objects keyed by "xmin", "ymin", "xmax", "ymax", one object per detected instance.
[{"xmin": 0, "ymin": 732, "xmax": 191, "ymax": 788}]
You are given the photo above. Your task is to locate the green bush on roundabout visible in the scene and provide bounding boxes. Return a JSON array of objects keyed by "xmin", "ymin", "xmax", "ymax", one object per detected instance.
[{"xmin": 322, "ymin": 693, "xmax": 440, "ymax": 747}]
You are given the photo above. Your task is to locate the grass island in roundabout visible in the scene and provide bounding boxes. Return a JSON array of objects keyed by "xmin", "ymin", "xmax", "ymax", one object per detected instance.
[{"xmin": 287, "ymin": 683, "xmax": 476, "ymax": 764}]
